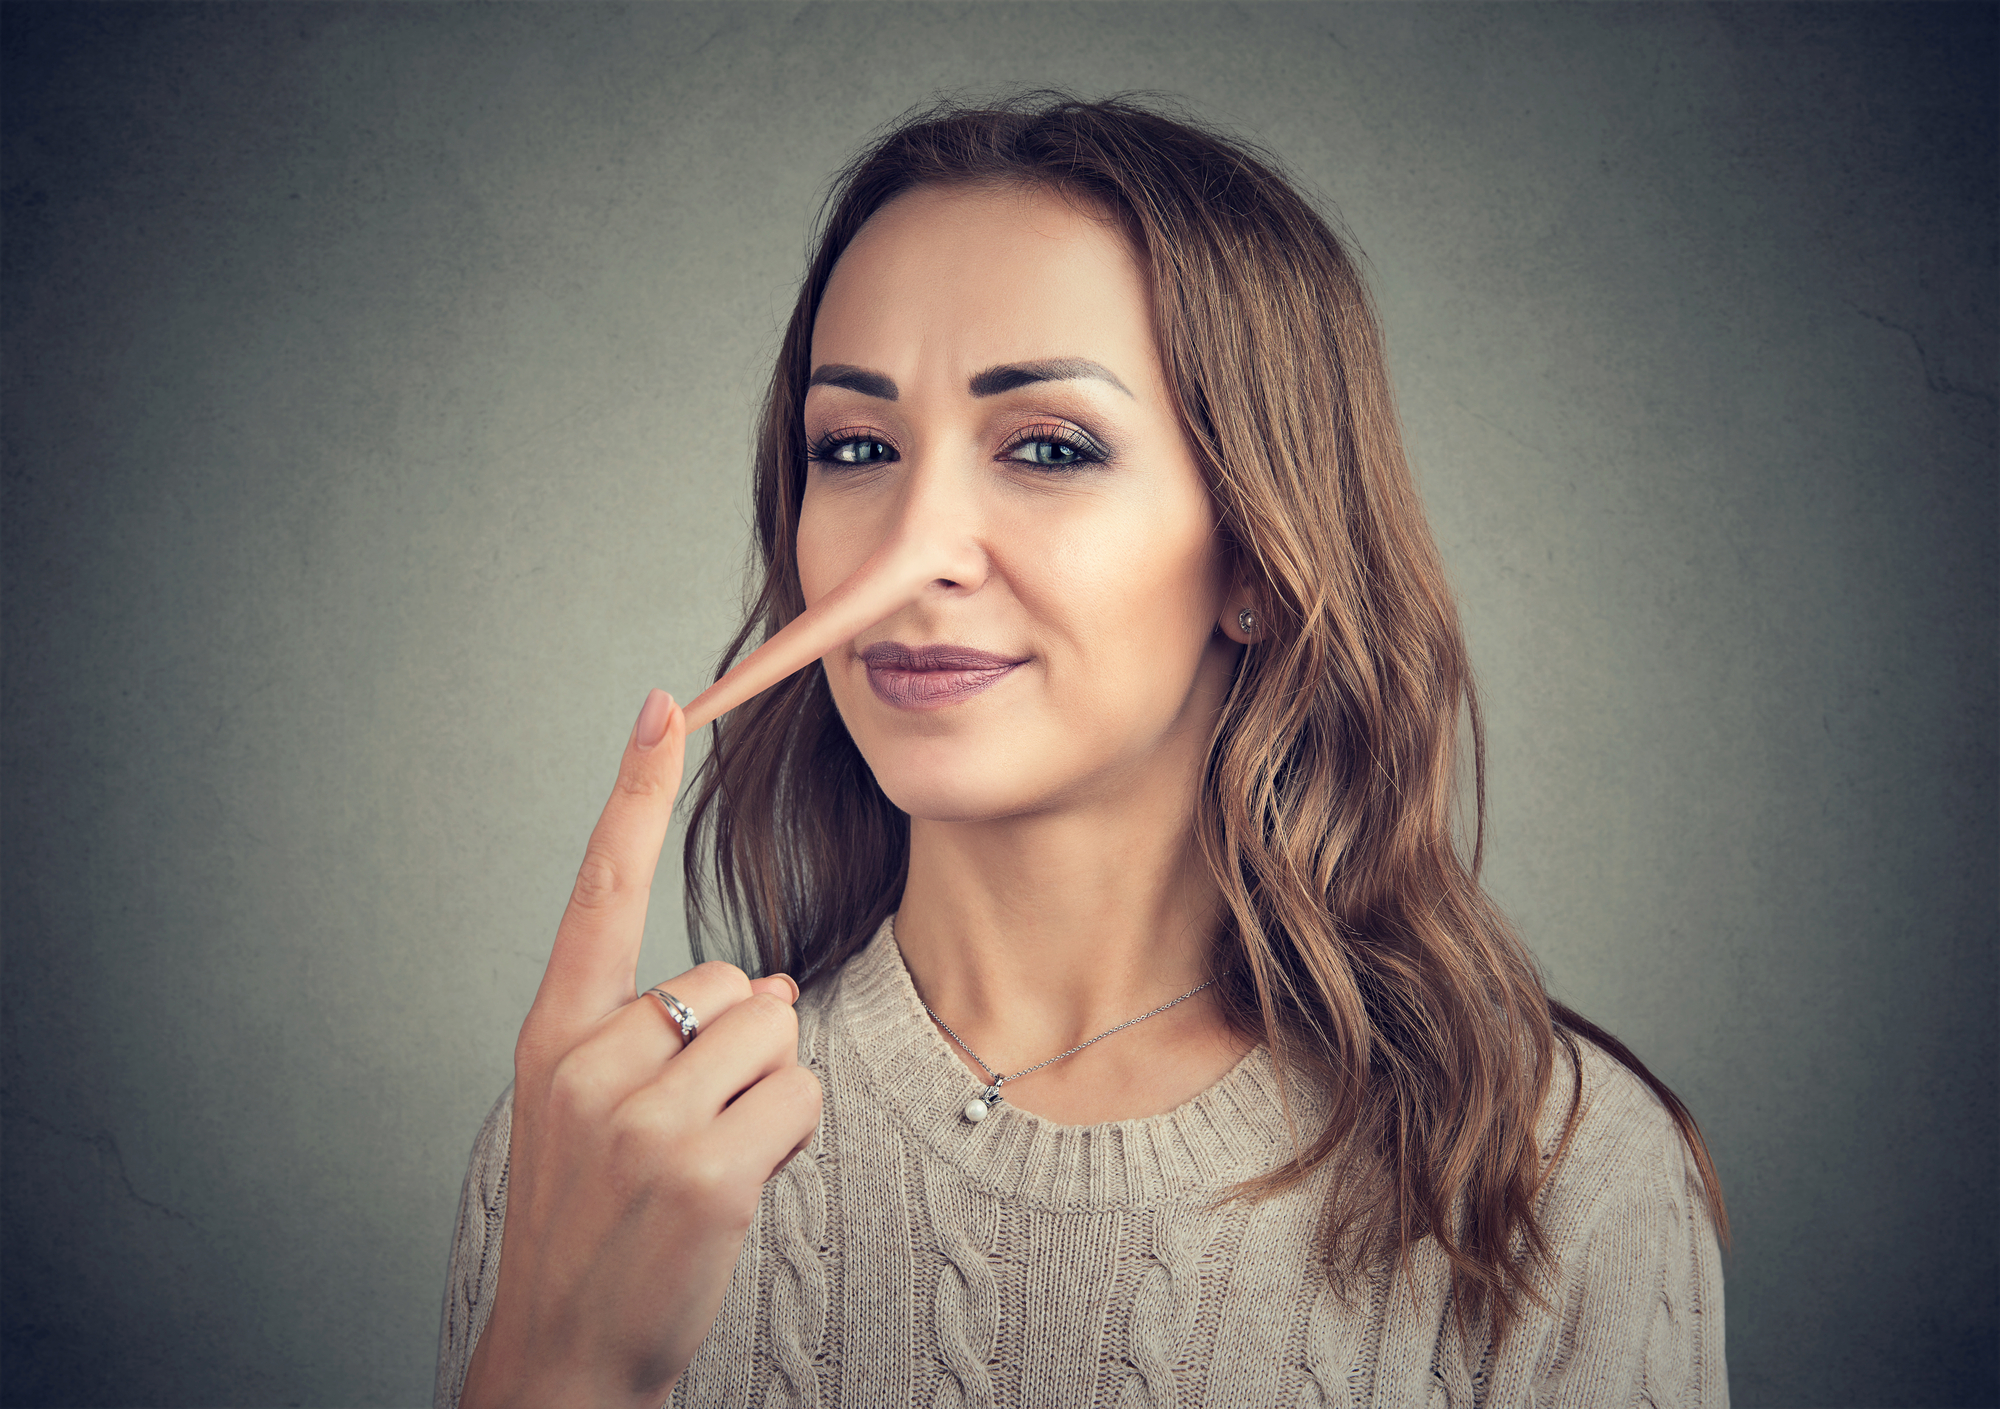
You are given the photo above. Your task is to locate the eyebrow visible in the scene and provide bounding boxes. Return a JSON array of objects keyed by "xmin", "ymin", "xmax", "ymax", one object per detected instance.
[
  {"xmin": 969, "ymin": 358, "xmax": 1134, "ymax": 399},
  {"xmin": 806, "ymin": 364, "xmax": 899, "ymax": 400},
  {"xmin": 805, "ymin": 357, "xmax": 1134, "ymax": 401}
]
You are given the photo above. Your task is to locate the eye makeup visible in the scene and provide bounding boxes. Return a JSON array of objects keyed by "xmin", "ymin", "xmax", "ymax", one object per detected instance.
[
  {"xmin": 804, "ymin": 407, "xmax": 1119, "ymax": 473},
  {"xmin": 996, "ymin": 421, "xmax": 1109, "ymax": 468},
  {"xmin": 806, "ymin": 428, "xmax": 899, "ymax": 467}
]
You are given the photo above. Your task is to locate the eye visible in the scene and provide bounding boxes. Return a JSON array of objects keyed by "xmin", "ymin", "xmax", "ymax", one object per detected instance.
[
  {"xmin": 806, "ymin": 431, "xmax": 899, "ymax": 468},
  {"xmin": 999, "ymin": 423, "xmax": 1107, "ymax": 470}
]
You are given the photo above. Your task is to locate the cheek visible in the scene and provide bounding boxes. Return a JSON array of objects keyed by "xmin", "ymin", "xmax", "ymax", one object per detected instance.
[
  {"xmin": 1022, "ymin": 501, "xmax": 1228, "ymax": 707},
  {"xmin": 794, "ymin": 482, "xmax": 857, "ymax": 605},
  {"xmin": 1046, "ymin": 500, "xmax": 1224, "ymax": 634}
]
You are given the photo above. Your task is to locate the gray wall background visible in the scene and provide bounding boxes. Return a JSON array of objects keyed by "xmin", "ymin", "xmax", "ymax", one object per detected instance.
[{"xmin": 3, "ymin": 4, "xmax": 1992, "ymax": 1406}]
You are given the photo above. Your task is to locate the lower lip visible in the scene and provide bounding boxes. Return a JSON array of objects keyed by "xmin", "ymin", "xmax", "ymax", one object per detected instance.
[{"xmin": 865, "ymin": 662, "xmax": 1022, "ymax": 711}]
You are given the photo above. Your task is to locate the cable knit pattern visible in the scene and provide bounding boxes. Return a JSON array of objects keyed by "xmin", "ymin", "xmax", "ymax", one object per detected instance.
[
  {"xmin": 763, "ymin": 1133, "xmax": 830, "ymax": 1407},
  {"xmin": 925, "ymin": 1156, "xmax": 1002, "ymax": 1408},
  {"xmin": 1114, "ymin": 1206, "xmax": 1221, "ymax": 1408},
  {"xmin": 433, "ymin": 1084, "xmax": 511, "ymax": 1409},
  {"xmin": 435, "ymin": 918, "xmax": 1728, "ymax": 1407}
]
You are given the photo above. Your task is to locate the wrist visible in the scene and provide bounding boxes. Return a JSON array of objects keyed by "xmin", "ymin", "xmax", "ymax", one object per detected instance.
[{"xmin": 461, "ymin": 1320, "xmax": 678, "ymax": 1409}]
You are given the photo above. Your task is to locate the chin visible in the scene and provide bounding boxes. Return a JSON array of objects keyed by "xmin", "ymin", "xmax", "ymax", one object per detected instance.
[
  {"xmin": 830, "ymin": 677, "xmax": 1070, "ymax": 822},
  {"xmin": 848, "ymin": 723, "xmax": 1052, "ymax": 824}
]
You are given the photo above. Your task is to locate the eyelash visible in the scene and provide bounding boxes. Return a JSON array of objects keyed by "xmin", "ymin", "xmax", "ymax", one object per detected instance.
[
  {"xmin": 1001, "ymin": 422, "xmax": 1108, "ymax": 469},
  {"xmin": 803, "ymin": 430, "xmax": 896, "ymax": 469},
  {"xmin": 804, "ymin": 422, "xmax": 1109, "ymax": 471}
]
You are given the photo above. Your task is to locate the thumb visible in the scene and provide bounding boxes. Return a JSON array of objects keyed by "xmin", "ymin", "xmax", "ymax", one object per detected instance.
[{"xmin": 748, "ymin": 973, "xmax": 801, "ymax": 1005}]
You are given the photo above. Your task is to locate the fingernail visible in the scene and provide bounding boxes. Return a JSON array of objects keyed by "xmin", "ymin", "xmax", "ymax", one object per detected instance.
[
  {"xmin": 756, "ymin": 972, "xmax": 801, "ymax": 1004},
  {"xmin": 634, "ymin": 689, "xmax": 674, "ymax": 751}
]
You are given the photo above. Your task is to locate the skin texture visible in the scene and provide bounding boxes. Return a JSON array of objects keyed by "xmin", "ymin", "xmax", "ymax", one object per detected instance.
[
  {"xmin": 800, "ymin": 183, "xmax": 1257, "ymax": 1125},
  {"xmin": 459, "ymin": 692, "xmax": 821, "ymax": 1409},
  {"xmin": 464, "ymin": 182, "xmax": 1261, "ymax": 1406}
]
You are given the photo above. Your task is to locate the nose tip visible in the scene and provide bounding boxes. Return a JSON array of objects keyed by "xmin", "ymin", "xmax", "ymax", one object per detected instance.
[
  {"xmin": 892, "ymin": 470, "xmax": 988, "ymax": 594},
  {"xmin": 682, "ymin": 521, "xmax": 980, "ymax": 729},
  {"xmin": 908, "ymin": 523, "xmax": 987, "ymax": 594},
  {"xmin": 868, "ymin": 515, "xmax": 988, "ymax": 606}
]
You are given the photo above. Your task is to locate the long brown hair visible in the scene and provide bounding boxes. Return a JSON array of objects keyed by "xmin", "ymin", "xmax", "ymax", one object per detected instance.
[{"xmin": 682, "ymin": 90, "xmax": 1727, "ymax": 1344}]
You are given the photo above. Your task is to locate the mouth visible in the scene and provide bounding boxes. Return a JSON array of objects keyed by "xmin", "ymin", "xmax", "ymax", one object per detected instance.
[{"xmin": 857, "ymin": 641, "xmax": 1026, "ymax": 711}]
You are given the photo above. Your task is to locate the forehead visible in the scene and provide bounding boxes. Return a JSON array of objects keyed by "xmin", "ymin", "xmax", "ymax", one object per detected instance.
[{"xmin": 809, "ymin": 183, "xmax": 1158, "ymax": 381}]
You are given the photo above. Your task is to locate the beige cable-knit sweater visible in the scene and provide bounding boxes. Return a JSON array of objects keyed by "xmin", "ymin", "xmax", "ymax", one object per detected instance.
[{"xmin": 436, "ymin": 920, "xmax": 1727, "ymax": 1407}]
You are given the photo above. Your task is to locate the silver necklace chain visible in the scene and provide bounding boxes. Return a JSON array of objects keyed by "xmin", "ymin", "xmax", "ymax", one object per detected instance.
[{"xmin": 920, "ymin": 978, "xmax": 1215, "ymax": 1122}]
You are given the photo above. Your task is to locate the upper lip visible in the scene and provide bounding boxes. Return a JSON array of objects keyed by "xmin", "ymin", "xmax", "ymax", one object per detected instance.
[{"xmin": 858, "ymin": 642, "xmax": 1025, "ymax": 672}]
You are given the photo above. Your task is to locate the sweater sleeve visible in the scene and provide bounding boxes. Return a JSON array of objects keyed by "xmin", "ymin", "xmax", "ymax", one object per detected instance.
[
  {"xmin": 432, "ymin": 1085, "xmax": 514, "ymax": 1409},
  {"xmin": 1471, "ymin": 1046, "xmax": 1729, "ymax": 1408}
]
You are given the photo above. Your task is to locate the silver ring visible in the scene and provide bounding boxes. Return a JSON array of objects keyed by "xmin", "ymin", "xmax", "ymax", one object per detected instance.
[{"xmin": 645, "ymin": 987, "xmax": 699, "ymax": 1043}]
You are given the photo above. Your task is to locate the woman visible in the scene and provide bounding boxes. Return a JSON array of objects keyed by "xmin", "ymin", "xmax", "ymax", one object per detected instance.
[{"xmin": 437, "ymin": 92, "xmax": 1729, "ymax": 1408}]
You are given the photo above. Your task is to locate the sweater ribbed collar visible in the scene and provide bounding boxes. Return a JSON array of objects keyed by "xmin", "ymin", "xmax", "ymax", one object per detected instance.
[{"xmin": 823, "ymin": 916, "xmax": 1322, "ymax": 1213}]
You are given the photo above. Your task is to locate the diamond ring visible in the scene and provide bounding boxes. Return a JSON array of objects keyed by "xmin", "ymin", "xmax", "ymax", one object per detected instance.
[{"xmin": 645, "ymin": 986, "xmax": 699, "ymax": 1043}]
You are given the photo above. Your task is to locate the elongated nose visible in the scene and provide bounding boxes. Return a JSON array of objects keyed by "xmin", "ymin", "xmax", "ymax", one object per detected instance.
[{"xmin": 683, "ymin": 458, "xmax": 988, "ymax": 729}]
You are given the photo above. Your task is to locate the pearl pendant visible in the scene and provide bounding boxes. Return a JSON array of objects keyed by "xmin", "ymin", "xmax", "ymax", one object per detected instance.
[{"xmin": 962, "ymin": 1098, "xmax": 990, "ymax": 1123}]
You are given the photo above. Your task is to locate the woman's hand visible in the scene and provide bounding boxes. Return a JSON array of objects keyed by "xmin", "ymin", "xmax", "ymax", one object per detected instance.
[{"xmin": 459, "ymin": 689, "xmax": 822, "ymax": 1409}]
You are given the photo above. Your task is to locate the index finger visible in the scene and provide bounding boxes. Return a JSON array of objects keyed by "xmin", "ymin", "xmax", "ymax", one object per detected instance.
[{"xmin": 525, "ymin": 689, "xmax": 687, "ymax": 1045}]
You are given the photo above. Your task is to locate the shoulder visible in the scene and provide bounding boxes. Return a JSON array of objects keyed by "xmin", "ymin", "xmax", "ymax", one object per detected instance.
[
  {"xmin": 1448, "ymin": 1034, "xmax": 1731, "ymax": 1405},
  {"xmin": 1535, "ymin": 1033, "xmax": 1700, "ymax": 1223},
  {"xmin": 1542, "ymin": 1032, "xmax": 1687, "ymax": 1172},
  {"xmin": 1529, "ymin": 1030, "xmax": 1723, "ymax": 1290}
]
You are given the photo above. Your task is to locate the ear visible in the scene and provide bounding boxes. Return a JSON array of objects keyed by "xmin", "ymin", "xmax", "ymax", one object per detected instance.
[{"xmin": 1218, "ymin": 587, "xmax": 1261, "ymax": 645}]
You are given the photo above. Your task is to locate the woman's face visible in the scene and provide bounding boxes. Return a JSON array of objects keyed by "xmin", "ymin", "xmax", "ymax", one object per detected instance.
[{"xmin": 798, "ymin": 182, "xmax": 1245, "ymax": 825}]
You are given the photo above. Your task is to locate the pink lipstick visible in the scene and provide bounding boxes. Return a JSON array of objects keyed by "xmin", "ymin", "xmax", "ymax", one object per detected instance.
[{"xmin": 859, "ymin": 642, "xmax": 1024, "ymax": 711}]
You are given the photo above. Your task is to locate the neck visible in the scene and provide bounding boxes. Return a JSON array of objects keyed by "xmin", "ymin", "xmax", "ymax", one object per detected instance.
[
  {"xmin": 892, "ymin": 793, "xmax": 1248, "ymax": 1120},
  {"xmin": 885, "ymin": 627, "xmax": 1257, "ymax": 1122},
  {"xmin": 902, "ymin": 807, "xmax": 1217, "ymax": 1011}
]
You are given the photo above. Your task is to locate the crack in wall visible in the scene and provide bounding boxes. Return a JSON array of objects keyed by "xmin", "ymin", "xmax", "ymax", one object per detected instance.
[
  {"xmin": 3, "ymin": 1099, "xmax": 205, "ymax": 1232},
  {"xmin": 1850, "ymin": 305, "xmax": 2000, "ymax": 409}
]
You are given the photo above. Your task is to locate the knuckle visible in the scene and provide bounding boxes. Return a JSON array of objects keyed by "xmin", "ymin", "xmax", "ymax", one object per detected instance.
[
  {"xmin": 693, "ymin": 960, "xmax": 751, "ymax": 998},
  {"xmin": 568, "ymin": 846, "xmax": 628, "ymax": 912},
  {"xmin": 614, "ymin": 755, "xmax": 669, "ymax": 801},
  {"xmin": 745, "ymin": 990, "xmax": 800, "ymax": 1037},
  {"xmin": 546, "ymin": 1045, "xmax": 618, "ymax": 1115},
  {"xmin": 672, "ymin": 1148, "xmax": 753, "ymax": 1226},
  {"xmin": 604, "ymin": 1097, "xmax": 670, "ymax": 1159},
  {"xmin": 705, "ymin": 990, "xmax": 794, "ymax": 1050},
  {"xmin": 513, "ymin": 1017, "xmax": 559, "ymax": 1077},
  {"xmin": 778, "ymin": 1063, "xmax": 824, "ymax": 1114}
]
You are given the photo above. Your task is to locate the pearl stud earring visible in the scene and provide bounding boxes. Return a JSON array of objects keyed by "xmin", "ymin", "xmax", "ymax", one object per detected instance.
[{"xmin": 1237, "ymin": 608, "xmax": 1257, "ymax": 636}]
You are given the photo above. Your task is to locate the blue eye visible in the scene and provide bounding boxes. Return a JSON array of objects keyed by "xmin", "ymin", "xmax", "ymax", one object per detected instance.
[
  {"xmin": 805, "ymin": 424, "xmax": 1108, "ymax": 471},
  {"xmin": 1001, "ymin": 425, "xmax": 1107, "ymax": 469},
  {"xmin": 1010, "ymin": 439, "xmax": 1084, "ymax": 466},
  {"xmin": 807, "ymin": 433, "xmax": 897, "ymax": 467}
]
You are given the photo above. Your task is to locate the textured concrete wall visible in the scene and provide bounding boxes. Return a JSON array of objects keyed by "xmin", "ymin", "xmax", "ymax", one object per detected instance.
[{"xmin": 3, "ymin": 4, "xmax": 1992, "ymax": 1405}]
